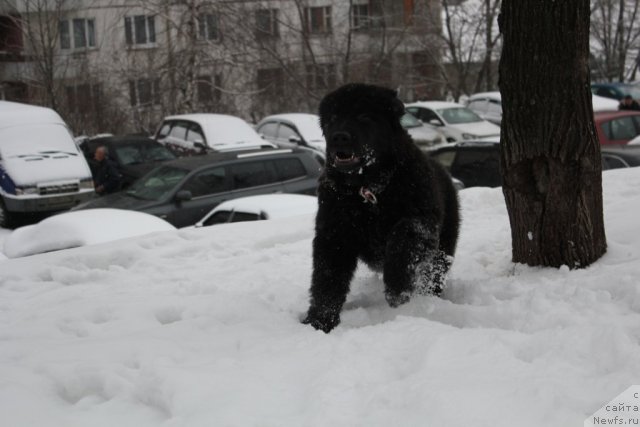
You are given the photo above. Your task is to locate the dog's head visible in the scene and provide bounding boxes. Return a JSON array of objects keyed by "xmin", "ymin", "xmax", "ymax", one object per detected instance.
[{"xmin": 319, "ymin": 83, "xmax": 405, "ymax": 174}]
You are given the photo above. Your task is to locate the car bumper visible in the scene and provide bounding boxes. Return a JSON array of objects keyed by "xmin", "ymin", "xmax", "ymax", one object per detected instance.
[{"xmin": 3, "ymin": 190, "xmax": 96, "ymax": 213}]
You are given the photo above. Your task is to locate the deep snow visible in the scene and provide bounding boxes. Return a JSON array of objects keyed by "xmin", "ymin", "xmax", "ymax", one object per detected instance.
[{"xmin": 1, "ymin": 168, "xmax": 640, "ymax": 426}]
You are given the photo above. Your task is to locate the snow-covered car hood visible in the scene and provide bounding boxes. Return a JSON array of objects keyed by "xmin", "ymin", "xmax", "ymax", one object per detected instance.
[
  {"xmin": 3, "ymin": 208, "xmax": 175, "ymax": 258},
  {"xmin": 0, "ymin": 124, "xmax": 92, "ymax": 186}
]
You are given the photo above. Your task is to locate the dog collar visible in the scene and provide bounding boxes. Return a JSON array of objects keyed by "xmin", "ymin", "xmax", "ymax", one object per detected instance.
[{"xmin": 359, "ymin": 187, "xmax": 378, "ymax": 204}]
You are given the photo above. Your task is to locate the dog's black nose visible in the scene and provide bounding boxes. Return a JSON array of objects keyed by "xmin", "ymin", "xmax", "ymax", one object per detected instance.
[{"xmin": 331, "ymin": 131, "xmax": 351, "ymax": 145}]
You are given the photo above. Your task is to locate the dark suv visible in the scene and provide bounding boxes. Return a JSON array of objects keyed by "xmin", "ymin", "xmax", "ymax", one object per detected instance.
[
  {"xmin": 73, "ymin": 148, "xmax": 322, "ymax": 227},
  {"xmin": 427, "ymin": 139, "xmax": 640, "ymax": 189}
]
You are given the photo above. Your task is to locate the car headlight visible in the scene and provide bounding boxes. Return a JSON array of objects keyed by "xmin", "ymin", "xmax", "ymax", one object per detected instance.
[
  {"xmin": 79, "ymin": 178, "xmax": 95, "ymax": 190},
  {"xmin": 15, "ymin": 186, "xmax": 39, "ymax": 195},
  {"xmin": 462, "ymin": 133, "xmax": 477, "ymax": 140}
]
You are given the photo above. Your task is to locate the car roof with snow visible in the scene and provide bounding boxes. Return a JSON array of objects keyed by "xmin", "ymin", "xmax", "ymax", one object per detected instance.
[
  {"xmin": 0, "ymin": 101, "xmax": 66, "ymax": 130},
  {"xmin": 405, "ymin": 101, "xmax": 465, "ymax": 110}
]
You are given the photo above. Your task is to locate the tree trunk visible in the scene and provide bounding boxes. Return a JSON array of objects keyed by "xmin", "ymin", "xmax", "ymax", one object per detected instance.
[{"xmin": 498, "ymin": 0, "xmax": 607, "ymax": 269}]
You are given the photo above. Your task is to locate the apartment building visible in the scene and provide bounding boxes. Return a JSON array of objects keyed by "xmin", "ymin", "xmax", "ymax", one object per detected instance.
[{"xmin": 1, "ymin": 0, "xmax": 443, "ymax": 134}]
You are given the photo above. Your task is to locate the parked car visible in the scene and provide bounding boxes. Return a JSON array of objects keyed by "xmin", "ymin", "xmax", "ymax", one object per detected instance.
[
  {"xmin": 428, "ymin": 139, "xmax": 640, "ymax": 188},
  {"xmin": 155, "ymin": 114, "xmax": 276, "ymax": 156},
  {"xmin": 78, "ymin": 135, "xmax": 177, "ymax": 189},
  {"xmin": 0, "ymin": 101, "xmax": 94, "ymax": 228},
  {"xmin": 405, "ymin": 101, "xmax": 501, "ymax": 143},
  {"xmin": 591, "ymin": 82, "xmax": 640, "ymax": 101},
  {"xmin": 255, "ymin": 113, "xmax": 326, "ymax": 152},
  {"xmin": 464, "ymin": 92, "xmax": 617, "ymax": 127},
  {"xmin": 194, "ymin": 194, "xmax": 318, "ymax": 227},
  {"xmin": 73, "ymin": 148, "xmax": 322, "ymax": 228},
  {"xmin": 400, "ymin": 112, "xmax": 445, "ymax": 151},
  {"xmin": 428, "ymin": 139, "xmax": 502, "ymax": 188},
  {"xmin": 594, "ymin": 110, "xmax": 640, "ymax": 145},
  {"xmin": 3, "ymin": 208, "xmax": 176, "ymax": 258},
  {"xmin": 465, "ymin": 92, "xmax": 503, "ymax": 125}
]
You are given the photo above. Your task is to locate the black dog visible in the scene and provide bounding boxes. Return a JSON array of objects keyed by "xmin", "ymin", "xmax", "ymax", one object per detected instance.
[{"xmin": 303, "ymin": 83, "xmax": 460, "ymax": 333}]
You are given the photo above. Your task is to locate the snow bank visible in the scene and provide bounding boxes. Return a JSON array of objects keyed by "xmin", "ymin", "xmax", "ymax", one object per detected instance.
[{"xmin": 1, "ymin": 169, "xmax": 639, "ymax": 426}]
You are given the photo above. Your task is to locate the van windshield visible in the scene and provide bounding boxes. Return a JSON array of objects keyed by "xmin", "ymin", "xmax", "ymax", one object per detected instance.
[
  {"xmin": 0, "ymin": 124, "xmax": 77, "ymax": 158},
  {"xmin": 126, "ymin": 165, "xmax": 188, "ymax": 201}
]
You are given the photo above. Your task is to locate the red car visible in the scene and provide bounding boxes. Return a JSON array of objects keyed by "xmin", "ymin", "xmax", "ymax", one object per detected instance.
[{"xmin": 594, "ymin": 110, "xmax": 640, "ymax": 145}]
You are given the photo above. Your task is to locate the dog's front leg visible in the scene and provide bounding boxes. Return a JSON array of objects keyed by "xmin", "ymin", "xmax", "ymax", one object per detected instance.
[
  {"xmin": 303, "ymin": 233, "xmax": 358, "ymax": 333},
  {"xmin": 383, "ymin": 218, "xmax": 444, "ymax": 307}
]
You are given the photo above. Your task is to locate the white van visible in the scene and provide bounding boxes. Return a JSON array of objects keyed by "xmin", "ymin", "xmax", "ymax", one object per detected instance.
[{"xmin": 0, "ymin": 101, "xmax": 95, "ymax": 227}]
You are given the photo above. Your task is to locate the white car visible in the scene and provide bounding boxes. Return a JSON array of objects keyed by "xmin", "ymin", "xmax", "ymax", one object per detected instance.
[
  {"xmin": 155, "ymin": 114, "xmax": 276, "ymax": 156},
  {"xmin": 3, "ymin": 208, "xmax": 176, "ymax": 258},
  {"xmin": 255, "ymin": 113, "xmax": 326, "ymax": 152},
  {"xmin": 194, "ymin": 194, "xmax": 317, "ymax": 227},
  {"xmin": 401, "ymin": 112, "xmax": 445, "ymax": 151},
  {"xmin": 405, "ymin": 101, "xmax": 501, "ymax": 143},
  {"xmin": 465, "ymin": 92, "xmax": 503, "ymax": 125}
]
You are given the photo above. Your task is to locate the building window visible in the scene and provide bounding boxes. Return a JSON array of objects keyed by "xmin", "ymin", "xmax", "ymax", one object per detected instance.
[
  {"xmin": 197, "ymin": 75, "xmax": 221, "ymax": 105},
  {"xmin": 351, "ymin": 2, "xmax": 383, "ymax": 30},
  {"xmin": 0, "ymin": 15, "xmax": 23, "ymax": 52},
  {"xmin": 306, "ymin": 63, "xmax": 336, "ymax": 93},
  {"xmin": 129, "ymin": 78, "xmax": 160, "ymax": 106},
  {"xmin": 304, "ymin": 6, "xmax": 332, "ymax": 34},
  {"xmin": 255, "ymin": 8, "xmax": 279, "ymax": 38},
  {"xmin": 66, "ymin": 83, "xmax": 101, "ymax": 112},
  {"xmin": 125, "ymin": 15, "xmax": 156, "ymax": 46},
  {"xmin": 198, "ymin": 13, "xmax": 220, "ymax": 41},
  {"xmin": 60, "ymin": 18, "xmax": 95, "ymax": 50}
]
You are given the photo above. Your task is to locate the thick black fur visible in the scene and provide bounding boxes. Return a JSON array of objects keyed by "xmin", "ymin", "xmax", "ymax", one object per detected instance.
[{"xmin": 303, "ymin": 83, "xmax": 460, "ymax": 333}]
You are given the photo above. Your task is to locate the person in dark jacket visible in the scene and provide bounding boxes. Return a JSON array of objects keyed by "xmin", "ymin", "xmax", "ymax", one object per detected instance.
[
  {"xmin": 619, "ymin": 95, "xmax": 640, "ymax": 111},
  {"xmin": 93, "ymin": 146, "xmax": 121, "ymax": 195}
]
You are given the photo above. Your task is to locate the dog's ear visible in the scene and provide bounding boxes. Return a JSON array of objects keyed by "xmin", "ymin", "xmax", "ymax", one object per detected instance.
[{"xmin": 390, "ymin": 92, "xmax": 405, "ymax": 119}]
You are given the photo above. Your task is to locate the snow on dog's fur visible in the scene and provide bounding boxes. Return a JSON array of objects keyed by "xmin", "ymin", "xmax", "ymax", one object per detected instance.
[{"xmin": 303, "ymin": 83, "xmax": 460, "ymax": 333}]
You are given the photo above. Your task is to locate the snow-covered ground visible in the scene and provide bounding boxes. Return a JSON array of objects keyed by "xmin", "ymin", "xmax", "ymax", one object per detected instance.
[{"xmin": 1, "ymin": 168, "xmax": 640, "ymax": 427}]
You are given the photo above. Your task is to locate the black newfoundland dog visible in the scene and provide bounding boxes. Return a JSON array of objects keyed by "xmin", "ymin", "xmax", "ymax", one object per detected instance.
[{"xmin": 303, "ymin": 83, "xmax": 460, "ymax": 333}]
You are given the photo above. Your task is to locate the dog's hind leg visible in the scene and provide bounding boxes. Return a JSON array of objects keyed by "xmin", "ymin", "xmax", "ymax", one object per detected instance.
[{"xmin": 383, "ymin": 218, "xmax": 447, "ymax": 307}]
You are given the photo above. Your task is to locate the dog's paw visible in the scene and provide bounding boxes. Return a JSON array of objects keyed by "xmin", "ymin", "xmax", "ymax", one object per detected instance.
[
  {"xmin": 302, "ymin": 307, "xmax": 340, "ymax": 333},
  {"xmin": 385, "ymin": 291, "xmax": 411, "ymax": 308}
]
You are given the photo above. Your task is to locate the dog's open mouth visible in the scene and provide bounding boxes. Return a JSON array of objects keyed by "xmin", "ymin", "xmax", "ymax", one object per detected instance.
[{"xmin": 333, "ymin": 151, "xmax": 361, "ymax": 168}]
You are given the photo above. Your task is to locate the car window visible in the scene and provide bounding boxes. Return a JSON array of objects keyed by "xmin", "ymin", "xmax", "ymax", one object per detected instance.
[
  {"xmin": 203, "ymin": 210, "xmax": 232, "ymax": 226},
  {"xmin": 438, "ymin": 107, "xmax": 483, "ymax": 124},
  {"xmin": 400, "ymin": 113, "xmax": 422, "ymax": 128},
  {"xmin": 114, "ymin": 145, "xmax": 144, "ymax": 165},
  {"xmin": 277, "ymin": 124, "xmax": 299, "ymax": 142},
  {"xmin": 145, "ymin": 144, "xmax": 176, "ymax": 161},
  {"xmin": 230, "ymin": 160, "xmax": 278, "ymax": 189},
  {"xmin": 467, "ymin": 99, "xmax": 487, "ymax": 113},
  {"xmin": 258, "ymin": 122, "xmax": 278, "ymax": 138},
  {"xmin": 168, "ymin": 122, "xmax": 188, "ymax": 140},
  {"xmin": 273, "ymin": 157, "xmax": 307, "ymax": 181},
  {"xmin": 182, "ymin": 166, "xmax": 228, "ymax": 198},
  {"xmin": 602, "ymin": 154, "xmax": 628, "ymax": 170},
  {"xmin": 407, "ymin": 107, "xmax": 440, "ymax": 124},
  {"xmin": 605, "ymin": 117, "xmax": 638, "ymax": 140},
  {"xmin": 186, "ymin": 122, "xmax": 205, "ymax": 143},
  {"xmin": 157, "ymin": 122, "xmax": 172, "ymax": 138},
  {"xmin": 231, "ymin": 211, "xmax": 262, "ymax": 222},
  {"xmin": 126, "ymin": 165, "xmax": 189, "ymax": 201}
]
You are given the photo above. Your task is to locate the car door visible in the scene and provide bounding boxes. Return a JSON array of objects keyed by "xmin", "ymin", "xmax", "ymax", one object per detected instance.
[{"xmin": 165, "ymin": 165, "xmax": 232, "ymax": 227}]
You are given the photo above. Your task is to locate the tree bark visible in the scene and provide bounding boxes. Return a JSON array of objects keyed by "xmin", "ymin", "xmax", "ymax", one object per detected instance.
[{"xmin": 498, "ymin": 0, "xmax": 607, "ymax": 268}]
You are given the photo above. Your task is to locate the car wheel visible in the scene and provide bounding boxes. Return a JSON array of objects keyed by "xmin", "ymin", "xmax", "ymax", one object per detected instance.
[{"xmin": 0, "ymin": 197, "xmax": 14, "ymax": 229}]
